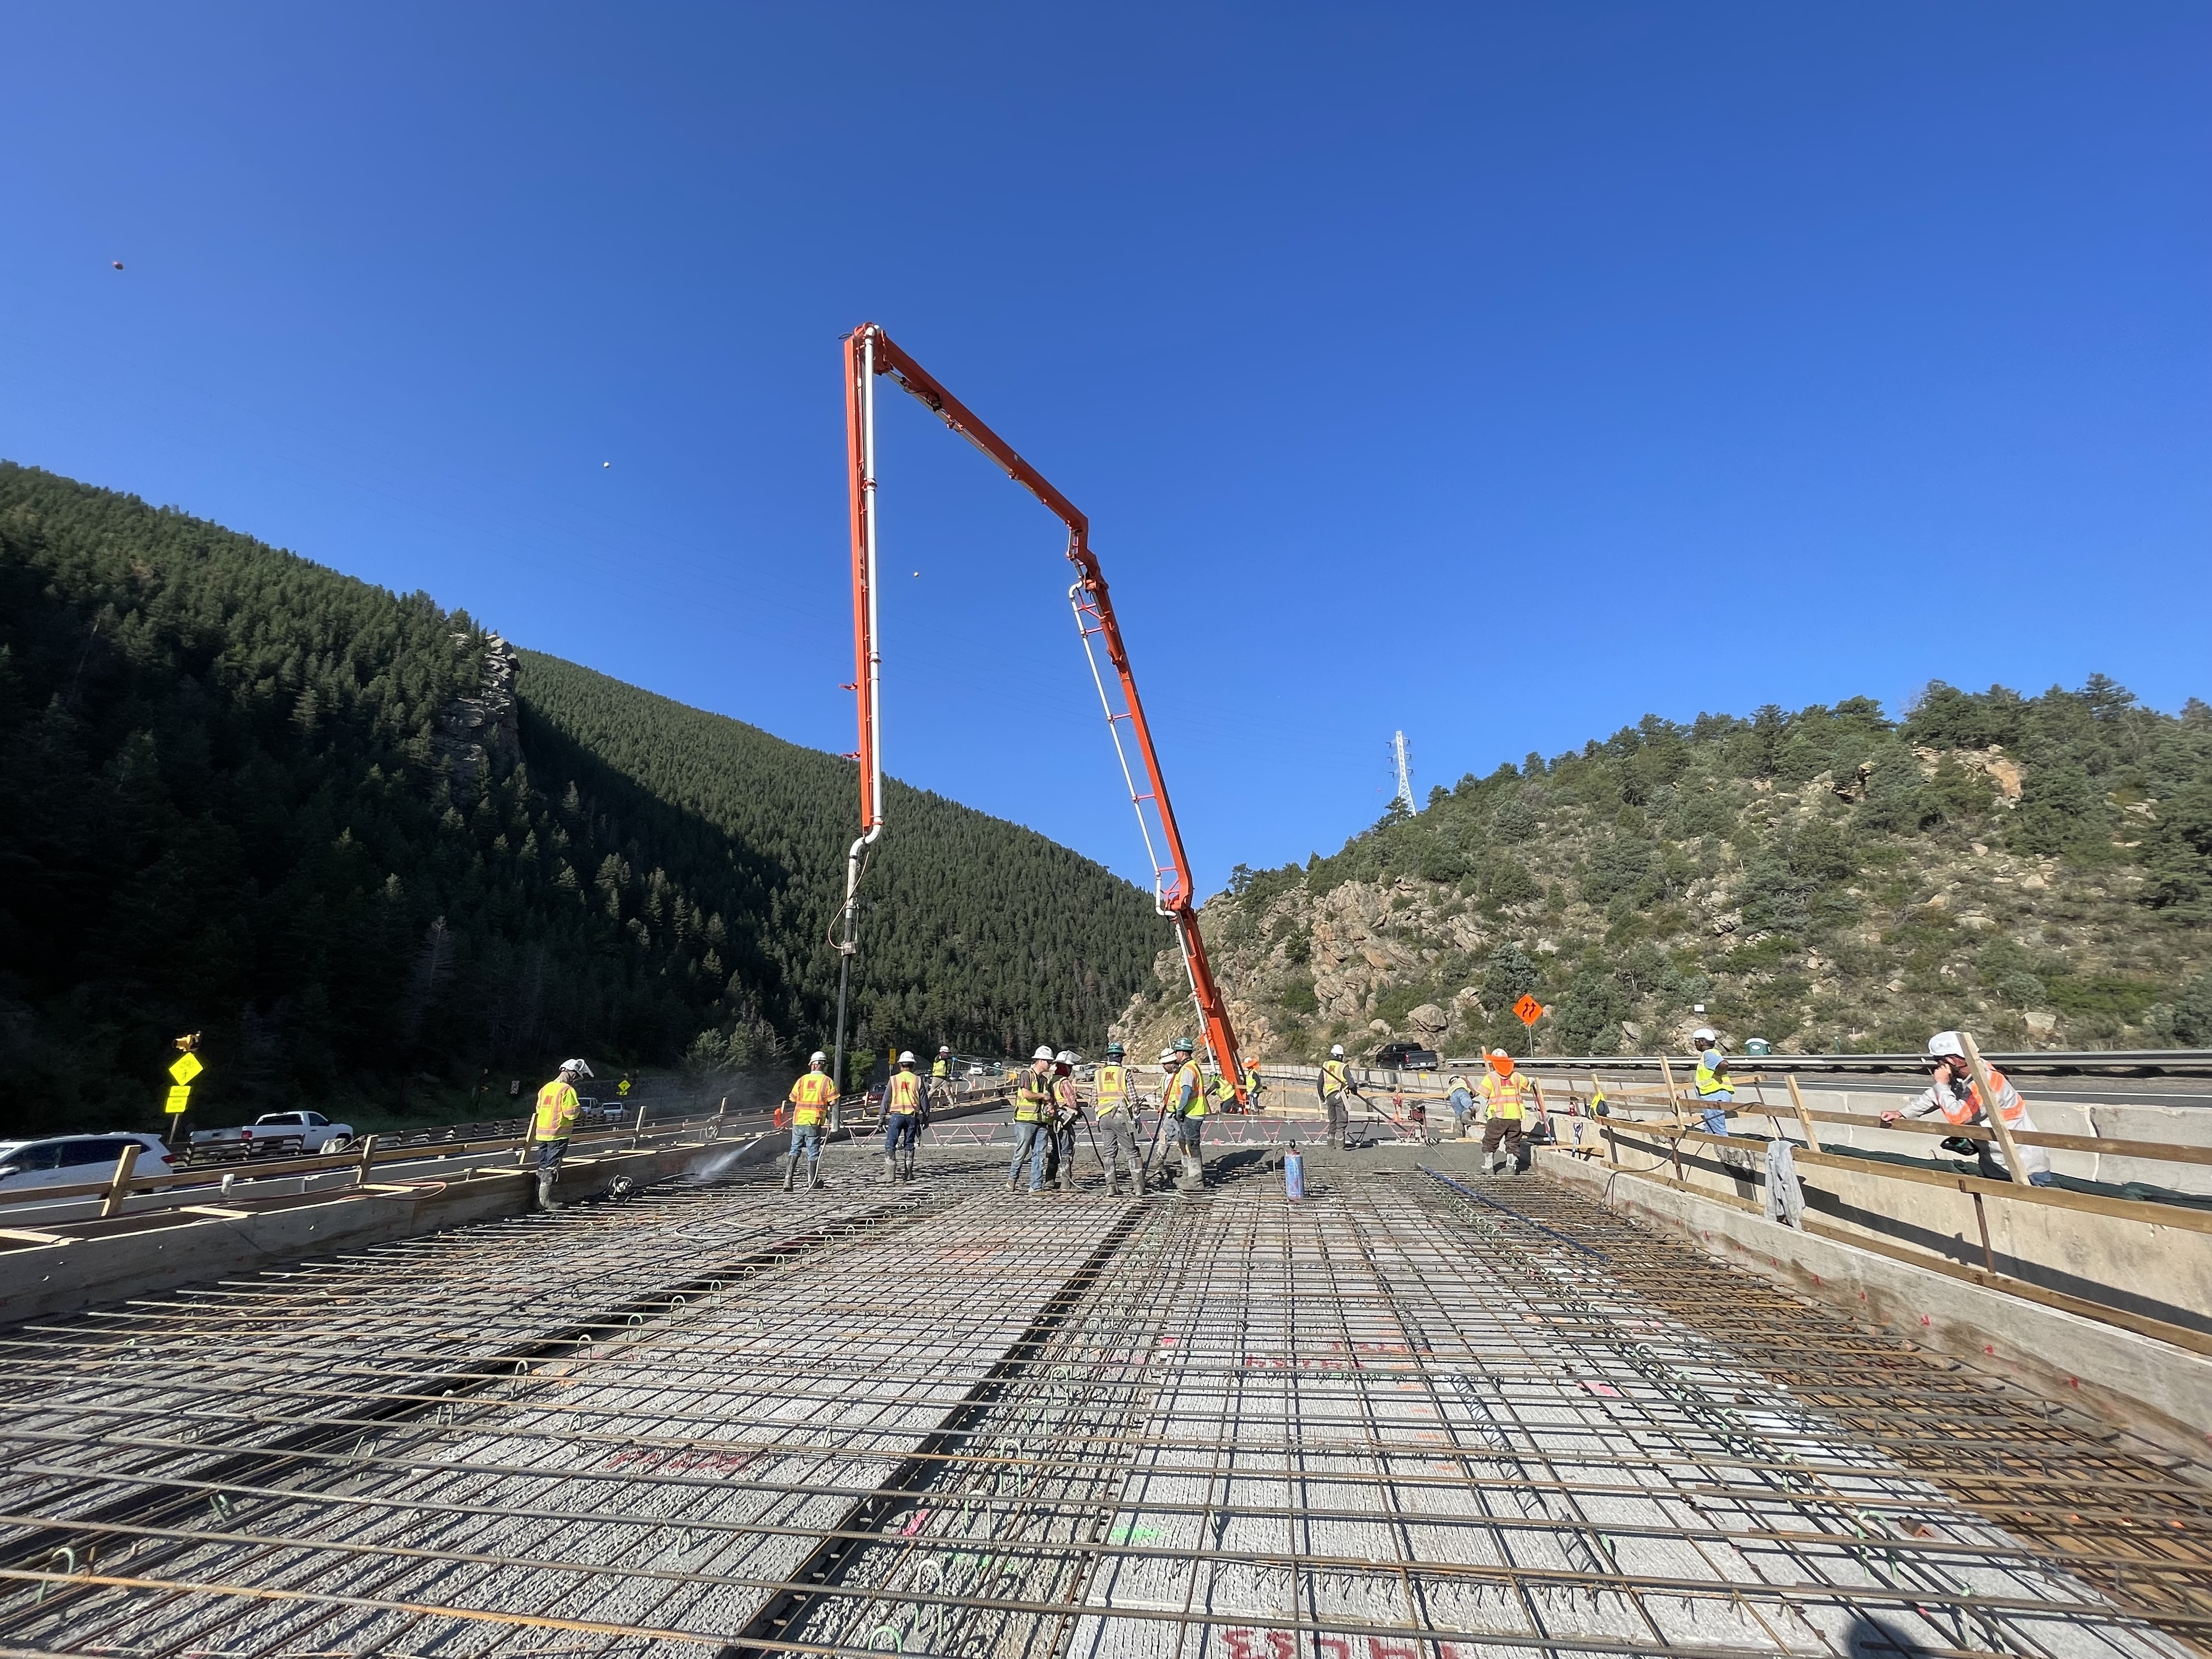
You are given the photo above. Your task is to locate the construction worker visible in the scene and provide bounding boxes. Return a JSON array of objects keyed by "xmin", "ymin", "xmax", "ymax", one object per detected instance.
[
  {"xmin": 1689, "ymin": 1027, "xmax": 1733, "ymax": 1136},
  {"xmin": 882, "ymin": 1051, "xmax": 924, "ymax": 1183},
  {"xmin": 1166, "ymin": 1037, "xmax": 1207, "ymax": 1185},
  {"xmin": 1317, "ymin": 1045, "xmax": 1363, "ymax": 1149},
  {"xmin": 1479, "ymin": 1049, "xmax": 1530, "ymax": 1175},
  {"xmin": 1093, "ymin": 1041, "xmax": 1144, "ymax": 1196},
  {"xmin": 1444, "ymin": 1074, "xmax": 1475, "ymax": 1139},
  {"xmin": 1242, "ymin": 1056, "xmax": 1264, "ymax": 1114},
  {"xmin": 929, "ymin": 1045, "xmax": 955, "ymax": 1113},
  {"xmin": 1881, "ymin": 1031, "xmax": 2053, "ymax": 1186},
  {"xmin": 783, "ymin": 1051, "xmax": 837, "ymax": 1192},
  {"xmin": 1208, "ymin": 1064, "xmax": 1238, "ymax": 1120},
  {"xmin": 1011, "ymin": 1045, "xmax": 1056, "ymax": 1192},
  {"xmin": 522, "ymin": 1058, "xmax": 592, "ymax": 1209},
  {"xmin": 1048, "ymin": 1050, "xmax": 1084, "ymax": 1192}
]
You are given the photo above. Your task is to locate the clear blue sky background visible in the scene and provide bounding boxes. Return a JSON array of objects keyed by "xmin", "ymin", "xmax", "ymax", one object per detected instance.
[{"xmin": 4, "ymin": 4, "xmax": 2205, "ymax": 898}]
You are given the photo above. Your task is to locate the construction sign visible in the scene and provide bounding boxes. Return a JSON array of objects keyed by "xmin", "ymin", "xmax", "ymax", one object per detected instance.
[
  {"xmin": 164, "ymin": 1085, "xmax": 193, "ymax": 1115},
  {"xmin": 1513, "ymin": 993, "xmax": 1544, "ymax": 1028}
]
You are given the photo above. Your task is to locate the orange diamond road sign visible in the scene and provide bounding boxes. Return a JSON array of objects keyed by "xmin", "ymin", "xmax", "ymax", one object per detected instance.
[{"xmin": 1514, "ymin": 994, "xmax": 1543, "ymax": 1028}]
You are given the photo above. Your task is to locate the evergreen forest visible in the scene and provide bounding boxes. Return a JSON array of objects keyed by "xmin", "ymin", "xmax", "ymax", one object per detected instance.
[{"xmin": 0, "ymin": 464, "xmax": 1166, "ymax": 1135}]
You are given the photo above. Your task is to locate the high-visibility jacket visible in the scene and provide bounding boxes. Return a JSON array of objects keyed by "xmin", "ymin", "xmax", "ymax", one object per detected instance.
[
  {"xmin": 1693, "ymin": 1050, "xmax": 1733, "ymax": 1099},
  {"xmin": 1208, "ymin": 1072, "xmax": 1235, "ymax": 1111},
  {"xmin": 788, "ymin": 1069, "xmax": 837, "ymax": 1126},
  {"xmin": 885, "ymin": 1071, "xmax": 923, "ymax": 1115},
  {"xmin": 931, "ymin": 1057, "xmax": 951, "ymax": 1080},
  {"xmin": 1917, "ymin": 1066, "xmax": 2032, "ymax": 1130},
  {"xmin": 1318, "ymin": 1059, "xmax": 1350, "ymax": 1097},
  {"xmin": 1094, "ymin": 1064, "xmax": 1127, "ymax": 1115},
  {"xmin": 533, "ymin": 1079, "xmax": 579, "ymax": 1141},
  {"xmin": 1016, "ymin": 1066, "xmax": 1054, "ymax": 1123},
  {"xmin": 1479, "ymin": 1071, "xmax": 1527, "ymax": 1121},
  {"xmin": 1170, "ymin": 1060, "xmax": 1207, "ymax": 1119},
  {"xmin": 1242, "ymin": 1064, "xmax": 1261, "ymax": 1100}
]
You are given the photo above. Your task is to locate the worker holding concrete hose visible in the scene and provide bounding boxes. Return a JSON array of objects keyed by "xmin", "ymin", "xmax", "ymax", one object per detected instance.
[
  {"xmin": 522, "ymin": 1058, "xmax": 593, "ymax": 1210},
  {"xmin": 1881, "ymin": 1031, "xmax": 2053, "ymax": 1186},
  {"xmin": 883, "ymin": 1051, "xmax": 924, "ymax": 1183},
  {"xmin": 1689, "ymin": 1028, "xmax": 1735, "ymax": 1136},
  {"xmin": 1093, "ymin": 1041, "xmax": 1144, "ymax": 1196},
  {"xmin": 1167, "ymin": 1037, "xmax": 1208, "ymax": 1186},
  {"xmin": 1317, "ymin": 1045, "xmax": 1363, "ymax": 1149},
  {"xmin": 783, "ymin": 1052, "xmax": 837, "ymax": 1192},
  {"xmin": 1479, "ymin": 1049, "xmax": 1530, "ymax": 1175},
  {"xmin": 1047, "ymin": 1050, "xmax": 1084, "ymax": 1192},
  {"xmin": 1011, "ymin": 1046, "xmax": 1057, "ymax": 1193}
]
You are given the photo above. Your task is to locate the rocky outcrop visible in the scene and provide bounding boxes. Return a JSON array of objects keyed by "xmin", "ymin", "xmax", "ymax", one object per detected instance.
[{"xmin": 433, "ymin": 634, "xmax": 521, "ymax": 798}]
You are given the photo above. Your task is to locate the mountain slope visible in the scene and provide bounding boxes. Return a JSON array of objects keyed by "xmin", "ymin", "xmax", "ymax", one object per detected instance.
[
  {"xmin": 1115, "ymin": 684, "xmax": 2212, "ymax": 1062},
  {"xmin": 0, "ymin": 463, "xmax": 1165, "ymax": 1132}
]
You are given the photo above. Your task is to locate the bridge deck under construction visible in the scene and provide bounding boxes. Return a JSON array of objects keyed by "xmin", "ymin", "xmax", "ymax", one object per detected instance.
[{"xmin": 1, "ymin": 1147, "xmax": 2208, "ymax": 1658}]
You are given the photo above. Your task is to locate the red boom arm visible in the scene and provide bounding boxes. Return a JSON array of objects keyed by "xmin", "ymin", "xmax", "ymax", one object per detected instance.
[{"xmin": 840, "ymin": 322, "xmax": 1246, "ymax": 1098}]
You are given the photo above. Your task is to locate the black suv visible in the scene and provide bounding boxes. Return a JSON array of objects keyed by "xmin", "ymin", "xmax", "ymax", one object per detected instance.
[{"xmin": 1371, "ymin": 1041, "xmax": 1440, "ymax": 1070}]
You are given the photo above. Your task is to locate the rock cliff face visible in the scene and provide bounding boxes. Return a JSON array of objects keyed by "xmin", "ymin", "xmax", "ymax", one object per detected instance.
[
  {"xmin": 433, "ymin": 633, "xmax": 521, "ymax": 797},
  {"xmin": 1114, "ymin": 683, "xmax": 2212, "ymax": 1062}
]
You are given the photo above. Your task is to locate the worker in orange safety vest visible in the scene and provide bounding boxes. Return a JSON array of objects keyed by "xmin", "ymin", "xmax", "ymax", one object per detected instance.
[
  {"xmin": 882, "ymin": 1051, "xmax": 925, "ymax": 1184},
  {"xmin": 1881, "ymin": 1031, "xmax": 2052, "ymax": 1186},
  {"xmin": 784, "ymin": 1051, "xmax": 838, "ymax": 1193}
]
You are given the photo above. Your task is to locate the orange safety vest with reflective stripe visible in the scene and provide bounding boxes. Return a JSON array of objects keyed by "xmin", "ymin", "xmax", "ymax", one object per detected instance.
[
  {"xmin": 787, "ymin": 1069, "xmax": 837, "ymax": 1126},
  {"xmin": 1935, "ymin": 1065, "xmax": 2028, "ymax": 1129},
  {"xmin": 1479, "ymin": 1071, "xmax": 1527, "ymax": 1121},
  {"xmin": 1094, "ymin": 1064, "xmax": 1127, "ymax": 1115},
  {"xmin": 886, "ymin": 1071, "xmax": 923, "ymax": 1115},
  {"xmin": 533, "ymin": 1080, "xmax": 579, "ymax": 1141}
]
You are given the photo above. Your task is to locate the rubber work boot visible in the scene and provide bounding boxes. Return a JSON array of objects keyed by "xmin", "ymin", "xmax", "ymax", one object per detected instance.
[
  {"xmin": 535, "ymin": 1169, "xmax": 556, "ymax": 1211},
  {"xmin": 902, "ymin": 1152, "xmax": 916, "ymax": 1182},
  {"xmin": 808, "ymin": 1159, "xmax": 823, "ymax": 1190},
  {"xmin": 1134, "ymin": 1164, "xmax": 1148, "ymax": 1196},
  {"xmin": 882, "ymin": 1154, "xmax": 898, "ymax": 1186},
  {"xmin": 781, "ymin": 1157, "xmax": 795, "ymax": 1193}
]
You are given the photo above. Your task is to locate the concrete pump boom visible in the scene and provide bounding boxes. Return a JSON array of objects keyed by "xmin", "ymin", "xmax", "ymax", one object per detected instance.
[{"xmin": 834, "ymin": 321, "xmax": 1247, "ymax": 1103}]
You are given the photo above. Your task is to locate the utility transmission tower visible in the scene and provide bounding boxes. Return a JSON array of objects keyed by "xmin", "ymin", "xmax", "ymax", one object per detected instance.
[{"xmin": 1390, "ymin": 730, "xmax": 1414, "ymax": 813}]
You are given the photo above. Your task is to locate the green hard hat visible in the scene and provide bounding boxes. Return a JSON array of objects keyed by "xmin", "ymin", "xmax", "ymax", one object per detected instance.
[{"xmin": 1173, "ymin": 1037, "xmax": 1195, "ymax": 1053}]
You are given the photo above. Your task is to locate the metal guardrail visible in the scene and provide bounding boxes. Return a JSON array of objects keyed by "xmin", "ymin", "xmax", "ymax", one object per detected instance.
[{"xmin": 1444, "ymin": 1049, "xmax": 2212, "ymax": 1079}]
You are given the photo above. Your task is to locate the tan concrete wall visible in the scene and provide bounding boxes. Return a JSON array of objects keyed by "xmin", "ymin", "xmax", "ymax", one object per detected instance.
[{"xmin": 1535, "ymin": 1150, "xmax": 2212, "ymax": 1463}]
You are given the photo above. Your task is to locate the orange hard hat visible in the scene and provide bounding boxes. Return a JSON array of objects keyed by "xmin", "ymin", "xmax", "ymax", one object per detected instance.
[{"xmin": 1488, "ymin": 1049, "xmax": 1515, "ymax": 1076}]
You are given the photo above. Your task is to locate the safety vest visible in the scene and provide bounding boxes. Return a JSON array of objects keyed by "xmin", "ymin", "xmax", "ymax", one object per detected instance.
[
  {"xmin": 788, "ymin": 1069, "xmax": 837, "ymax": 1126},
  {"xmin": 1242, "ymin": 1064, "xmax": 1261, "ymax": 1098},
  {"xmin": 1693, "ymin": 1051, "xmax": 1731, "ymax": 1099},
  {"xmin": 533, "ymin": 1080, "xmax": 579, "ymax": 1141},
  {"xmin": 1094, "ymin": 1064, "xmax": 1127, "ymax": 1114},
  {"xmin": 1320, "ymin": 1059, "xmax": 1350, "ymax": 1096},
  {"xmin": 886, "ymin": 1071, "xmax": 923, "ymax": 1115},
  {"xmin": 931, "ymin": 1057, "xmax": 951, "ymax": 1080},
  {"xmin": 1016, "ymin": 1067, "xmax": 1054, "ymax": 1123},
  {"xmin": 1479, "ymin": 1071, "xmax": 1527, "ymax": 1121},
  {"xmin": 1171, "ymin": 1060, "xmax": 1207, "ymax": 1118},
  {"xmin": 1936, "ymin": 1066, "xmax": 2029, "ymax": 1129},
  {"xmin": 1209, "ymin": 1072, "xmax": 1235, "ymax": 1110}
]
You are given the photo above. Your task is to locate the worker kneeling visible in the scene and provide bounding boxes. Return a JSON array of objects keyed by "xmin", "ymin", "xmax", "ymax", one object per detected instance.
[
  {"xmin": 784, "ymin": 1052, "xmax": 837, "ymax": 1192},
  {"xmin": 1479, "ymin": 1049, "xmax": 1529, "ymax": 1175},
  {"xmin": 883, "ymin": 1051, "xmax": 924, "ymax": 1183},
  {"xmin": 523, "ymin": 1058, "xmax": 592, "ymax": 1210},
  {"xmin": 1166, "ymin": 1037, "xmax": 1207, "ymax": 1187}
]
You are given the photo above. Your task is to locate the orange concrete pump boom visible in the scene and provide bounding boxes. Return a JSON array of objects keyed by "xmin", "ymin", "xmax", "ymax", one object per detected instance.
[{"xmin": 831, "ymin": 322, "xmax": 1246, "ymax": 1103}]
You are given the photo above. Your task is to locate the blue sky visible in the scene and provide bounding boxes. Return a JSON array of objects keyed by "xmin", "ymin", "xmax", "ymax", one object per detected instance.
[{"xmin": 4, "ymin": 4, "xmax": 2205, "ymax": 897}]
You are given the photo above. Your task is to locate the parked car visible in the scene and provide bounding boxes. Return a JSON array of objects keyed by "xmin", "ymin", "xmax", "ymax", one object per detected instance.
[
  {"xmin": 0, "ymin": 1132, "xmax": 176, "ymax": 1190},
  {"xmin": 191, "ymin": 1111, "xmax": 354, "ymax": 1159},
  {"xmin": 1370, "ymin": 1041, "xmax": 1440, "ymax": 1071}
]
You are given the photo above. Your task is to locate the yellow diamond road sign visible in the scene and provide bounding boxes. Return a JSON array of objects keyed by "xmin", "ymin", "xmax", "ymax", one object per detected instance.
[
  {"xmin": 164, "ymin": 1085, "xmax": 193, "ymax": 1115},
  {"xmin": 168, "ymin": 1052, "xmax": 203, "ymax": 1085}
]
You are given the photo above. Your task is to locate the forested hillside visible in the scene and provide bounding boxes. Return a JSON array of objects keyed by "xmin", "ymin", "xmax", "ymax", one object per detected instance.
[
  {"xmin": 0, "ymin": 464, "xmax": 1164, "ymax": 1133},
  {"xmin": 1116, "ymin": 683, "xmax": 2212, "ymax": 1062}
]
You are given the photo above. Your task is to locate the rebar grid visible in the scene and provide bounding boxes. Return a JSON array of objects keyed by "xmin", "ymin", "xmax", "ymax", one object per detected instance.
[{"xmin": 0, "ymin": 1149, "xmax": 2199, "ymax": 1659}]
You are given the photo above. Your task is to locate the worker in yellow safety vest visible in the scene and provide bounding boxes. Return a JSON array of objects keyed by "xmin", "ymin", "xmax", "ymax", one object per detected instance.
[
  {"xmin": 1689, "ymin": 1026, "xmax": 1734, "ymax": 1136},
  {"xmin": 882, "ymin": 1051, "xmax": 926, "ymax": 1184},
  {"xmin": 784, "ymin": 1051, "xmax": 838, "ymax": 1193},
  {"xmin": 1091, "ymin": 1041, "xmax": 1143, "ymax": 1197},
  {"xmin": 1316, "ymin": 1045, "xmax": 1364, "ymax": 1149},
  {"xmin": 1166, "ymin": 1037, "xmax": 1208, "ymax": 1186},
  {"xmin": 1478, "ymin": 1049, "xmax": 1530, "ymax": 1176},
  {"xmin": 1242, "ymin": 1058, "xmax": 1263, "ymax": 1114},
  {"xmin": 929, "ymin": 1046, "xmax": 955, "ymax": 1113},
  {"xmin": 522, "ymin": 1057, "xmax": 594, "ymax": 1210},
  {"xmin": 1011, "ymin": 1045, "xmax": 1057, "ymax": 1193}
]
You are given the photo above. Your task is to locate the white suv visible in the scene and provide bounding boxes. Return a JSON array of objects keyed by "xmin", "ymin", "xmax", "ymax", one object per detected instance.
[{"xmin": 0, "ymin": 1133, "xmax": 176, "ymax": 1190}]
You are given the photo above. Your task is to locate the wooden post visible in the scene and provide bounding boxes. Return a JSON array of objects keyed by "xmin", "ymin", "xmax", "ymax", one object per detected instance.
[
  {"xmin": 355, "ymin": 1133, "xmax": 379, "ymax": 1185},
  {"xmin": 1658, "ymin": 1054, "xmax": 1684, "ymax": 1122},
  {"xmin": 1529, "ymin": 1077, "xmax": 1548, "ymax": 1147},
  {"xmin": 1960, "ymin": 1031, "xmax": 2032, "ymax": 1187},
  {"xmin": 1784, "ymin": 1075, "xmax": 1822, "ymax": 1153},
  {"xmin": 100, "ymin": 1143, "xmax": 140, "ymax": 1218}
]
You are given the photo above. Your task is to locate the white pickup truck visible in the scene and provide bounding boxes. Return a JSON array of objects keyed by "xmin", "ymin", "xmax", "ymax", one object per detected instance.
[{"xmin": 190, "ymin": 1111, "xmax": 355, "ymax": 1159}]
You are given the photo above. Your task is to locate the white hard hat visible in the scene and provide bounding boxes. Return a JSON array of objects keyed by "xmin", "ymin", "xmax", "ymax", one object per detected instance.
[
  {"xmin": 1033, "ymin": 1045, "xmax": 1056, "ymax": 1062},
  {"xmin": 1489, "ymin": 1047, "xmax": 1509, "ymax": 1058},
  {"xmin": 1330, "ymin": 1044, "xmax": 1345, "ymax": 1058},
  {"xmin": 938, "ymin": 1045, "xmax": 951, "ymax": 1054},
  {"xmin": 810, "ymin": 1050, "xmax": 827, "ymax": 1066},
  {"xmin": 1927, "ymin": 1031, "xmax": 1966, "ymax": 1059},
  {"xmin": 897, "ymin": 1051, "xmax": 916, "ymax": 1065},
  {"xmin": 560, "ymin": 1058, "xmax": 594, "ymax": 1077},
  {"xmin": 1691, "ymin": 1027, "xmax": 1717, "ymax": 1045},
  {"xmin": 1055, "ymin": 1049, "xmax": 1077, "ymax": 1065}
]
